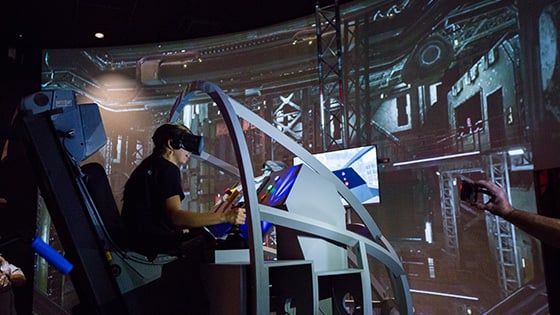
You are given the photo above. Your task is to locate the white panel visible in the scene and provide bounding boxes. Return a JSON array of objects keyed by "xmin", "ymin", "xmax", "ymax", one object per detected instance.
[
  {"xmin": 285, "ymin": 164, "xmax": 346, "ymax": 229},
  {"xmin": 298, "ymin": 236, "xmax": 347, "ymax": 272}
]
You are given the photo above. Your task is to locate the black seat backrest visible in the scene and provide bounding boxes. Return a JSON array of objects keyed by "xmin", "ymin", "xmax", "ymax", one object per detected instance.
[{"xmin": 81, "ymin": 162, "xmax": 128, "ymax": 249}]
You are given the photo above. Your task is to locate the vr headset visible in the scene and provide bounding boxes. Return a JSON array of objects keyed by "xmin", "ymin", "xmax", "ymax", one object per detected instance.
[{"xmin": 171, "ymin": 133, "xmax": 204, "ymax": 155}]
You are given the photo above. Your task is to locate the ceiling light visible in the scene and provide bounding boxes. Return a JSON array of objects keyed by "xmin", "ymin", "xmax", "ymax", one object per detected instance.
[
  {"xmin": 94, "ymin": 32, "xmax": 105, "ymax": 39},
  {"xmin": 393, "ymin": 151, "xmax": 480, "ymax": 167}
]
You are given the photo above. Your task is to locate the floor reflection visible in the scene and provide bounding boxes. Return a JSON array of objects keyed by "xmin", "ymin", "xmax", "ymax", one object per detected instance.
[{"xmin": 389, "ymin": 206, "xmax": 546, "ymax": 314}]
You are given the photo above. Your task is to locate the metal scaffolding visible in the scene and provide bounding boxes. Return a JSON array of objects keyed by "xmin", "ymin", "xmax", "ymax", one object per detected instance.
[
  {"xmin": 439, "ymin": 171, "xmax": 460, "ymax": 257},
  {"xmin": 486, "ymin": 152, "xmax": 521, "ymax": 295},
  {"xmin": 315, "ymin": 0, "xmax": 348, "ymax": 151},
  {"xmin": 343, "ymin": 12, "xmax": 372, "ymax": 147}
]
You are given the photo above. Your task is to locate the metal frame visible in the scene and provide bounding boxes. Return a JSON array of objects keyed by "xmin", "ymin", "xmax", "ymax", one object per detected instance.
[
  {"xmin": 21, "ymin": 112, "xmax": 127, "ymax": 314},
  {"xmin": 170, "ymin": 80, "xmax": 413, "ymax": 314}
]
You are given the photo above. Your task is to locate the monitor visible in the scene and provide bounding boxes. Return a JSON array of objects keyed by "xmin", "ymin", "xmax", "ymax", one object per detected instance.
[{"xmin": 294, "ymin": 145, "xmax": 380, "ymax": 204}]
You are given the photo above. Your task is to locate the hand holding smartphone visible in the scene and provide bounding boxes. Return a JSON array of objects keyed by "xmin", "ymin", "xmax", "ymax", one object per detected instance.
[{"xmin": 458, "ymin": 176, "xmax": 490, "ymax": 203}]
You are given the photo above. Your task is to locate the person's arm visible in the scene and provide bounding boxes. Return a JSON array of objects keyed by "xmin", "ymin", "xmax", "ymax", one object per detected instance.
[
  {"xmin": 500, "ymin": 208, "xmax": 560, "ymax": 247},
  {"xmin": 163, "ymin": 195, "xmax": 246, "ymax": 228},
  {"xmin": 470, "ymin": 180, "xmax": 560, "ymax": 248},
  {"xmin": 0, "ymin": 255, "xmax": 26, "ymax": 287}
]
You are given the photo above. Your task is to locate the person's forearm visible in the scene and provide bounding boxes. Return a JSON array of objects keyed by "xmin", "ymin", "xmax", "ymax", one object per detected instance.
[
  {"xmin": 501, "ymin": 209, "xmax": 560, "ymax": 248},
  {"xmin": 170, "ymin": 210, "xmax": 227, "ymax": 228}
]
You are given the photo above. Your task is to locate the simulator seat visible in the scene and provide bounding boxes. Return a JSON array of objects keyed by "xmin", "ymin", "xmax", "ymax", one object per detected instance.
[{"xmin": 80, "ymin": 162, "xmax": 177, "ymax": 295}]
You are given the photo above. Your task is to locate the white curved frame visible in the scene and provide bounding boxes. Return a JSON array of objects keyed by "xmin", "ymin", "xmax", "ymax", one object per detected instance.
[{"xmin": 169, "ymin": 80, "xmax": 413, "ymax": 314}]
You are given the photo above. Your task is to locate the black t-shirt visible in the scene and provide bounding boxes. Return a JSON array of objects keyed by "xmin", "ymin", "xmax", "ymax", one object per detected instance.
[{"xmin": 121, "ymin": 155, "xmax": 185, "ymax": 259}]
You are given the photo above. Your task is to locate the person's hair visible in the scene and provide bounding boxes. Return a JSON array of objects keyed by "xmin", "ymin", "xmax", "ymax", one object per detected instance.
[{"xmin": 151, "ymin": 123, "xmax": 193, "ymax": 156}]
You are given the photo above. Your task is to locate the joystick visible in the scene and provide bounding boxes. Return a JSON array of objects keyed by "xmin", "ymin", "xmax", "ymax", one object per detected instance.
[{"xmin": 216, "ymin": 187, "xmax": 248, "ymax": 249}]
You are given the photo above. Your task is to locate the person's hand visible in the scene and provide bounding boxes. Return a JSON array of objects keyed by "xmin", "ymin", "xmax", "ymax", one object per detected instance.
[
  {"xmin": 471, "ymin": 180, "xmax": 513, "ymax": 217},
  {"xmin": 9, "ymin": 272, "xmax": 26, "ymax": 287},
  {"xmin": 0, "ymin": 273, "xmax": 10, "ymax": 289},
  {"xmin": 225, "ymin": 207, "xmax": 246, "ymax": 225},
  {"xmin": 0, "ymin": 255, "xmax": 26, "ymax": 287},
  {"xmin": 213, "ymin": 188, "xmax": 242, "ymax": 213}
]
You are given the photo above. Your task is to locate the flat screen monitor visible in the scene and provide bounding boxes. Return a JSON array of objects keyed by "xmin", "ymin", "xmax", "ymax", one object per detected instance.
[{"xmin": 293, "ymin": 145, "xmax": 380, "ymax": 204}]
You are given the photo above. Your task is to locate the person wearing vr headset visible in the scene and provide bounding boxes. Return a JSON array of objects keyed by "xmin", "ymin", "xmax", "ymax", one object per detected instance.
[{"xmin": 121, "ymin": 123, "xmax": 246, "ymax": 314}]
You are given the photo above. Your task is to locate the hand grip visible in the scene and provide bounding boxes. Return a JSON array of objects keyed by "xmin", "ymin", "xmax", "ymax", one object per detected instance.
[{"xmin": 32, "ymin": 237, "xmax": 73, "ymax": 274}]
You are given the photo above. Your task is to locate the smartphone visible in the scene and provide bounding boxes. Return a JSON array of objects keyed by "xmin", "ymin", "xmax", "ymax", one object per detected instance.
[{"xmin": 459, "ymin": 177, "xmax": 479, "ymax": 203}]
